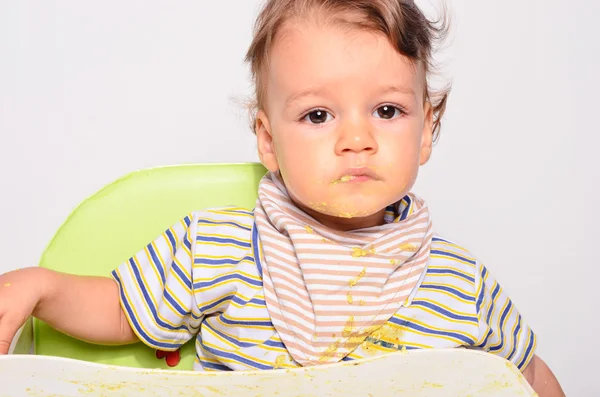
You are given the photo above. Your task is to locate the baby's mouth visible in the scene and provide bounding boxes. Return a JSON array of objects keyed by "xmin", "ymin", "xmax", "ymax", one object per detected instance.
[{"xmin": 330, "ymin": 168, "xmax": 379, "ymax": 185}]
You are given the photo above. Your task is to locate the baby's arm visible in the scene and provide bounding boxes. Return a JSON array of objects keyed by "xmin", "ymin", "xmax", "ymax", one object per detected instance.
[
  {"xmin": 0, "ymin": 267, "xmax": 136, "ymax": 354},
  {"xmin": 523, "ymin": 355, "xmax": 565, "ymax": 397},
  {"xmin": 473, "ymin": 261, "xmax": 565, "ymax": 396}
]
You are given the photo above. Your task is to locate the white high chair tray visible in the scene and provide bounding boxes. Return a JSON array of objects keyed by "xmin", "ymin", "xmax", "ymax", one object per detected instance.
[{"xmin": 0, "ymin": 349, "xmax": 535, "ymax": 397}]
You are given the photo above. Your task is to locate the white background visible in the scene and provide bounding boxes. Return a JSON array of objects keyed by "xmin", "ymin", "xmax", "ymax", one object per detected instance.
[{"xmin": 1, "ymin": 0, "xmax": 598, "ymax": 395}]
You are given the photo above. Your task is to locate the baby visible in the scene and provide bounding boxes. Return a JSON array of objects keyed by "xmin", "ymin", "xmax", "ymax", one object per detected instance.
[{"xmin": 0, "ymin": 0, "xmax": 564, "ymax": 396}]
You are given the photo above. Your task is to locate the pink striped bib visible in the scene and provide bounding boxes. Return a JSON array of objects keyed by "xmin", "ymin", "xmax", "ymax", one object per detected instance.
[{"xmin": 254, "ymin": 173, "xmax": 433, "ymax": 366}]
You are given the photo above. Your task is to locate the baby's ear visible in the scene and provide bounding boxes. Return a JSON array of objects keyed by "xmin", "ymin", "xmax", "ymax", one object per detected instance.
[
  {"xmin": 256, "ymin": 110, "xmax": 280, "ymax": 173},
  {"xmin": 419, "ymin": 102, "xmax": 434, "ymax": 166}
]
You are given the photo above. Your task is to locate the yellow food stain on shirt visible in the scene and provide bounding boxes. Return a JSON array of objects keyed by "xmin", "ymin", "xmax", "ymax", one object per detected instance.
[
  {"xmin": 359, "ymin": 300, "xmax": 365, "ymax": 306},
  {"xmin": 305, "ymin": 225, "xmax": 314, "ymax": 234},
  {"xmin": 351, "ymin": 247, "xmax": 375, "ymax": 258},
  {"xmin": 347, "ymin": 292, "xmax": 353, "ymax": 304},
  {"xmin": 399, "ymin": 243, "xmax": 418, "ymax": 252},
  {"xmin": 370, "ymin": 324, "xmax": 407, "ymax": 351},
  {"xmin": 274, "ymin": 355, "xmax": 287, "ymax": 368}
]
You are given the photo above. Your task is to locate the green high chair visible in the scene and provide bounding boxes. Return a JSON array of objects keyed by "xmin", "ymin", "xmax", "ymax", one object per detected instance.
[
  {"xmin": 32, "ymin": 163, "xmax": 267, "ymax": 370},
  {"xmin": 3, "ymin": 163, "xmax": 536, "ymax": 397}
]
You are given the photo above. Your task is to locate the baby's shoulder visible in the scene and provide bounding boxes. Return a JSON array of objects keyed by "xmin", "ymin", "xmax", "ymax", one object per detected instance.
[
  {"xmin": 187, "ymin": 206, "xmax": 256, "ymax": 258},
  {"xmin": 424, "ymin": 235, "xmax": 483, "ymax": 285},
  {"xmin": 190, "ymin": 206, "xmax": 255, "ymax": 233},
  {"xmin": 189, "ymin": 207, "xmax": 261, "ymax": 283}
]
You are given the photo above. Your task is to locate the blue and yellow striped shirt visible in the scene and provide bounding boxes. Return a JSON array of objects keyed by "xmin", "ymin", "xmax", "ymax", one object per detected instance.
[{"xmin": 111, "ymin": 207, "xmax": 536, "ymax": 372}]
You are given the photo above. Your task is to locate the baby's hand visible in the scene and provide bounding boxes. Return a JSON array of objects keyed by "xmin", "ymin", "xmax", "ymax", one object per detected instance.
[{"xmin": 0, "ymin": 267, "xmax": 47, "ymax": 354}]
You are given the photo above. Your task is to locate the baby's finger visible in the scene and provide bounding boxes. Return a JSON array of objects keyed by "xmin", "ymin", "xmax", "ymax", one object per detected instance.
[{"xmin": 0, "ymin": 315, "xmax": 22, "ymax": 355}]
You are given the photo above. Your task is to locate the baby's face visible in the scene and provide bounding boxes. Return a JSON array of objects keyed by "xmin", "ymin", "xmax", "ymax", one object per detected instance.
[{"xmin": 256, "ymin": 21, "xmax": 433, "ymax": 230}]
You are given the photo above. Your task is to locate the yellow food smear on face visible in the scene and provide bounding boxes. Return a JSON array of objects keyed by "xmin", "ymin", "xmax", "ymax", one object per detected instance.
[
  {"xmin": 305, "ymin": 225, "xmax": 314, "ymax": 234},
  {"xmin": 347, "ymin": 292, "xmax": 354, "ymax": 304},
  {"xmin": 274, "ymin": 355, "xmax": 287, "ymax": 368},
  {"xmin": 338, "ymin": 211, "xmax": 363, "ymax": 218},
  {"xmin": 351, "ymin": 247, "xmax": 374, "ymax": 258},
  {"xmin": 349, "ymin": 267, "xmax": 367, "ymax": 287},
  {"xmin": 331, "ymin": 175, "xmax": 354, "ymax": 186},
  {"xmin": 3, "ymin": 282, "xmax": 11, "ymax": 287},
  {"xmin": 399, "ymin": 243, "xmax": 418, "ymax": 252}
]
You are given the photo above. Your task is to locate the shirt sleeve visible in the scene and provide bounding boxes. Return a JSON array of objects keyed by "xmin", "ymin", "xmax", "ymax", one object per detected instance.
[
  {"xmin": 111, "ymin": 212, "xmax": 202, "ymax": 351},
  {"xmin": 473, "ymin": 261, "xmax": 537, "ymax": 371}
]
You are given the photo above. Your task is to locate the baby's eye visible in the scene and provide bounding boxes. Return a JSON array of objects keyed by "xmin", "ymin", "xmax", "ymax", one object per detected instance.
[
  {"xmin": 302, "ymin": 109, "xmax": 333, "ymax": 124},
  {"xmin": 373, "ymin": 105, "xmax": 403, "ymax": 120}
]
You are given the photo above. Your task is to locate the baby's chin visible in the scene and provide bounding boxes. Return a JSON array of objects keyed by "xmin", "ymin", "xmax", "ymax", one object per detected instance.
[
  {"xmin": 299, "ymin": 202, "xmax": 390, "ymax": 231},
  {"xmin": 286, "ymin": 187, "xmax": 402, "ymax": 224},
  {"xmin": 301, "ymin": 198, "xmax": 389, "ymax": 220}
]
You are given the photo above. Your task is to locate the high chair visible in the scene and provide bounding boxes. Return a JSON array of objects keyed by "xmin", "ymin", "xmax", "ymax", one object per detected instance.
[{"xmin": 2, "ymin": 163, "xmax": 536, "ymax": 397}]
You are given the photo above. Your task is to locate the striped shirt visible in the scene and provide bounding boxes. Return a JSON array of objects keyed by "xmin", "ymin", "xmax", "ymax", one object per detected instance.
[{"xmin": 111, "ymin": 207, "xmax": 537, "ymax": 372}]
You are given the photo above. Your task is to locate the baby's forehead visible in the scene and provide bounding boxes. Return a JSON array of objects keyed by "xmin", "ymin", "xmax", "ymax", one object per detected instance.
[{"xmin": 266, "ymin": 23, "xmax": 424, "ymax": 96}]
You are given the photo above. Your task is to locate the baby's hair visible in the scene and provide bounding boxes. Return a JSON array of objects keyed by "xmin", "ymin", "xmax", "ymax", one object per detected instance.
[{"xmin": 245, "ymin": 0, "xmax": 450, "ymax": 142}]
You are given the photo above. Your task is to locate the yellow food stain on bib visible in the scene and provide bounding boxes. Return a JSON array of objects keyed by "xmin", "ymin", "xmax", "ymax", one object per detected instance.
[
  {"xmin": 319, "ymin": 340, "xmax": 341, "ymax": 362},
  {"xmin": 351, "ymin": 247, "xmax": 375, "ymax": 258},
  {"xmin": 348, "ymin": 267, "xmax": 367, "ymax": 287},
  {"xmin": 343, "ymin": 316, "xmax": 355, "ymax": 337},
  {"xmin": 399, "ymin": 243, "xmax": 418, "ymax": 252},
  {"xmin": 347, "ymin": 292, "xmax": 354, "ymax": 304}
]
